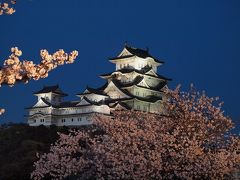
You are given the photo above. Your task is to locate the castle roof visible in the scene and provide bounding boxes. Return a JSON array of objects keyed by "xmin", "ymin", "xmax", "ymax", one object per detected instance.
[
  {"xmin": 80, "ymin": 96, "xmax": 104, "ymax": 106},
  {"xmin": 34, "ymin": 85, "xmax": 68, "ymax": 96},
  {"xmin": 98, "ymin": 75, "xmax": 166, "ymax": 96},
  {"xmin": 25, "ymin": 98, "xmax": 79, "ymax": 109},
  {"xmin": 26, "ymin": 95, "xmax": 107, "ymax": 109},
  {"xmin": 109, "ymin": 45, "xmax": 164, "ymax": 64},
  {"xmin": 122, "ymin": 95, "xmax": 162, "ymax": 103},
  {"xmin": 101, "ymin": 78, "xmax": 163, "ymax": 103},
  {"xmin": 77, "ymin": 86, "xmax": 108, "ymax": 96},
  {"xmin": 100, "ymin": 67, "xmax": 171, "ymax": 81},
  {"xmin": 105, "ymin": 95, "xmax": 162, "ymax": 104},
  {"xmin": 109, "ymin": 102, "xmax": 131, "ymax": 110}
]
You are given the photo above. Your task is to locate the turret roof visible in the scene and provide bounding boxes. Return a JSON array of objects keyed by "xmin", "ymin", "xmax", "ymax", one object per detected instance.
[
  {"xmin": 26, "ymin": 95, "xmax": 106, "ymax": 109},
  {"xmin": 34, "ymin": 85, "xmax": 68, "ymax": 96},
  {"xmin": 77, "ymin": 86, "xmax": 108, "ymax": 96},
  {"xmin": 109, "ymin": 45, "xmax": 164, "ymax": 64},
  {"xmin": 100, "ymin": 67, "xmax": 171, "ymax": 81},
  {"xmin": 109, "ymin": 102, "xmax": 131, "ymax": 110},
  {"xmin": 122, "ymin": 95, "xmax": 162, "ymax": 103},
  {"xmin": 108, "ymin": 78, "xmax": 165, "ymax": 99}
]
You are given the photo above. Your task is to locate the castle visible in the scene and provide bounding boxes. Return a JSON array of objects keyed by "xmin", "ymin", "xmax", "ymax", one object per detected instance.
[{"xmin": 26, "ymin": 45, "xmax": 171, "ymax": 126}]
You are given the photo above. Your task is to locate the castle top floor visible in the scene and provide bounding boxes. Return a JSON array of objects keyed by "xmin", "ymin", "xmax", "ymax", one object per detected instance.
[{"xmin": 109, "ymin": 45, "xmax": 164, "ymax": 73}]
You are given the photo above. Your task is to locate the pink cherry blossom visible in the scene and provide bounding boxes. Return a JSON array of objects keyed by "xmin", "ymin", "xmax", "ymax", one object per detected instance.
[{"xmin": 31, "ymin": 86, "xmax": 240, "ymax": 179}]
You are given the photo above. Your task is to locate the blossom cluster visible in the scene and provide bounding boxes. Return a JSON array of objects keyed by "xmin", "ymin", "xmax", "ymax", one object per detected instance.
[
  {"xmin": 0, "ymin": 0, "xmax": 16, "ymax": 15},
  {"xmin": 0, "ymin": 47, "xmax": 78, "ymax": 114},
  {"xmin": 31, "ymin": 86, "xmax": 240, "ymax": 179},
  {"xmin": 0, "ymin": 47, "xmax": 78, "ymax": 86}
]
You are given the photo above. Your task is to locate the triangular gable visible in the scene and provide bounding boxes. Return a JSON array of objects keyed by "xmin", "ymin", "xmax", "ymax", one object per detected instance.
[
  {"xmin": 114, "ymin": 103, "xmax": 129, "ymax": 110},
  {"xmin": 83, "ymin": 89, "xmax": 90, "ymax": 94},
  {"xmin": 118, "ymin": 47, "xmax": 132, "ymax": 57},
  {"xmin": 33, "ymin": 98, "xmax": 50, "ymax": 107},
  {"xmin": 137, "ymin": 78, "xmax": 150, "ymax": 88},
  {"xmin": 145, "ymin": 69, "xmax": 158, "ymax": 76},
  {"xmin": 115, "ymin": 104, "xmax": 126, "ymax": 110},
  {"xmin": 77, "ymin": 98, "xmax": 91, "ymax": 106},
  {"xmin": 103, "ymin": 81, "xmax": 131, "ymax": 99}
]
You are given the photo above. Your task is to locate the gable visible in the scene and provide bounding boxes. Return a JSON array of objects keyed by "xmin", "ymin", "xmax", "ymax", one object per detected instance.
[
  {"xmin": 33, "ymin": 98, "xmax": 50, "ymax": 107},
  {"xmin": 77, "ymin": 98, "xmax": 91, "ymax": 106},
  {"xmin": 103, "ymin": 81, "xmax": 131, "ymax": 99},
  {"xmin": 83, "ymin": 89, "xmax": 90, "ymax": 94},
  {"xmin": 145, "ymin": 69, "xmax": 158, "ymax": 76},
  {"xmin": 115, "ymin": 103, "xmax": 127, "ymax": 110},
  {"xmin": 137, "ymin": 78, "xmax": 150, "ymax": 88},
  {"xmin": 118, "ymin": 47, "xmax": 132, "ymax": 57}
]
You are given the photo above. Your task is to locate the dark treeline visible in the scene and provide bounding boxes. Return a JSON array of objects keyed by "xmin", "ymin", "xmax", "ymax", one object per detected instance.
[{"xmin": 0, "ymin": 123, "xmax": 69, "ymax": 180}]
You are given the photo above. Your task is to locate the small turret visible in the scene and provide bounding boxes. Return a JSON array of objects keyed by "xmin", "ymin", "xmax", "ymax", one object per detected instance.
[{"xmin": 33, "ymin": 85, "xmax": 67, "ymax": 106}]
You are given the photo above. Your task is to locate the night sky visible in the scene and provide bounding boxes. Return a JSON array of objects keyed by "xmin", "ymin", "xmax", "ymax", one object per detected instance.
[{"xmin": 0, "ymin": 0, "xmax": 239, "ymax": 132}]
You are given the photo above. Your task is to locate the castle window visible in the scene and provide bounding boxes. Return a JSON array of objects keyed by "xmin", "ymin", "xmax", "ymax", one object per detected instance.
[
  {"xmin": 137, "ymin": 105, "xmax": 140, "ymax": 110},
  {"xmin": 78, "ymin": 117, "xmax": 82, "ymax": 121},
  {"xmin": 136, "ymin": 91, "xmax": 139, "ymax": 96},
  {"xmin": 72, "ymin": 118, "xmax": 74, "ymax": 122},
  {"xmin": 143, "ymin": 106, "xmax": 147, "ymax": 111},
  {"xmin": 62, "ymin": 119, "xmax": 66, "ymax": 123}
]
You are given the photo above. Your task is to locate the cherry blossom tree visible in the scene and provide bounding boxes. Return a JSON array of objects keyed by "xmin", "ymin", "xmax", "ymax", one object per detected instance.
[
  {"xmin": 0, "ymin": 1, "xmax": 78, "ymax": 114},
  {"xmin": 0, "ymin": 0, "xmax": 16, "ymax": 15},
  {"xmin": 31, "ymin": 86, "xmax": 240, "ymax": 179}
]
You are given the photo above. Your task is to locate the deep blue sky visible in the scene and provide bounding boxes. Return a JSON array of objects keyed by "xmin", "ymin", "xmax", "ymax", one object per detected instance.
[{"xmin": 0, "ymin": 0, "xmax": 239, "ymax": 132}]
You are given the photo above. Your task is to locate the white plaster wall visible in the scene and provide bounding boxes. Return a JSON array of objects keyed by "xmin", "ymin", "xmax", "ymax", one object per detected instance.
[
  {"xmin": 116, "ymin": 57, "xmax": 147, "ymax": 71},
  {"xmin": 28, "ymin": 116, "xmax": 52, "ymax": 126},
  {"xmin": 144, "ymin": 76, "xmax": 163, "ymax": 88},
  {"xmin": 133, "ymin": 100, "xmax": 150, "ymax": 112},
  {"xmin": 29, "ymin": 107, "xmax": 52, "ymax": 115},
  {"xmin": 132, "ymin": 87, "xmax": 162, "ymax": 98},
  {"xmin": 149, "ymin": 101, "xmax": 162, "ymax": 113},
  {"xmin": 52, "ymin": 105, "xmax": 110, "ymax": 116},
  {"xmin": 83, "ymin": 94, "xmax": 107, "ymax": 102},
  {"xmin": 115, "ymin": 57, "xmax": 158, "ymax": 72},
  {"xmin": 54, "ymin": 116, "xmax": 92, "ymax": 126}
]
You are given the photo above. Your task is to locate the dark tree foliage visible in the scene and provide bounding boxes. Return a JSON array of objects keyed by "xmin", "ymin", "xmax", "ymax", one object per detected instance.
[{"xmin": 0, "ymin": 123, "xmax": 68, "ymax": 180}]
